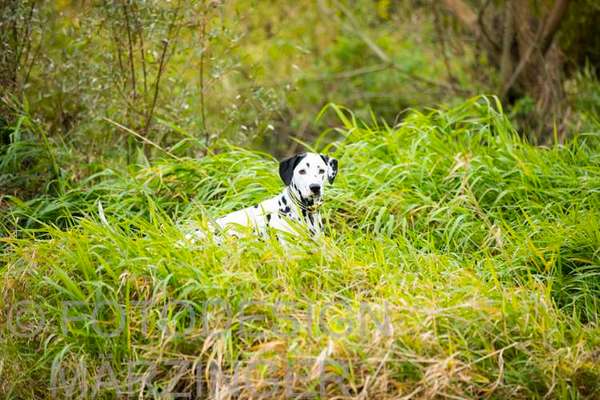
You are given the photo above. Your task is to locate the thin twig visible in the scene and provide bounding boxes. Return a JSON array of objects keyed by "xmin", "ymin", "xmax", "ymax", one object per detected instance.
[
  {"xmin": 111, "ymin": 25, "xmax": 126, "ymax": 91},
  {"xmin": 14, "ymin": 1, "xmax": 35, "ymax": 71},
  {"xmin": 122, "ymin": 0, "xmax": 137, "ymax": 100},
  {"xmin": 22, "ymin": 31, "xmax": 43, "ymax": 91},
  {"xmin": 143, "ymin": 38, "xmax": 169, "ymax": 135},
  {"xmin": 110, "ymin": 76, "xmax": 147, "ymax": 118},
  {"xmin": 133, "ymin": 2, "xmax": 148, "ymax": 101},
  {"xmin": 500, "ymin": 23, "xmax": 545, "ymax": 97},
  {"xmin": 499, "ymin": 0, "xmax": 514, "ymax": 93},
  {"xmin": 104, "ymin": 117, "xmax": 181, "ymax": 160},
  {"xmin": 198, "ymin": 9, "xmax": 209, "ymax": 151},
  {"xmin": 432, "ymin": 2, "xmax": 458, "ymax": 90},
  {"xmin": 140, "ymin": 0, "xmax": 182, "ymax": 154},
  {"xmin": 477, "ymin": 0, "xmax": 501, "ymax": 52},
  {"xmin": 162, "ymin": 0, "xmax": 184, "ymax": 71}
]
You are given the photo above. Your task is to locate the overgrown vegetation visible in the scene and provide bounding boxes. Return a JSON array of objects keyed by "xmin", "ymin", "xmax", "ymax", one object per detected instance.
[
  {"xmin": 2, "ymin": 1, "xmax": 599, "ymax": 191},
  {"xmin": 1, "ymin": 1, "xmax": 599, "ymax": 398},
  {"xmin": 2, "ymin": 98, "xmax": 599, "ymax": 398}
]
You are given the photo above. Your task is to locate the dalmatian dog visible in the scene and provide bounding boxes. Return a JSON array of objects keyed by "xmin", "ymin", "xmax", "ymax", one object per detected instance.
[{"xmin": 184, "ymin": 152, "xmax": 338, "ymax": 243}]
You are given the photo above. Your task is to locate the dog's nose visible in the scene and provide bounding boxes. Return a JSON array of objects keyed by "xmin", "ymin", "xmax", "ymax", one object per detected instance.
[{"xmin": 309, "ymin": 184, "xmax": 321, "ymax": 195}]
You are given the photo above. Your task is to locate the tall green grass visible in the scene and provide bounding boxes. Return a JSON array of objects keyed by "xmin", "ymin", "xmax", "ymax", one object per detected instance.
[{"xmin": 1, "ymin": 97, "xmax": 599, "ymax": 398}]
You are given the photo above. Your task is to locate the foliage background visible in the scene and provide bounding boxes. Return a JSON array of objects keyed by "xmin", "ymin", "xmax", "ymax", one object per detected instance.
[
  {"xmin": 2, "ymin": 0, "xmax": 598, "ymax": 200},
  {"xmin": 1, "ymin": 1, "xmax": 600, "ymax": 398}
]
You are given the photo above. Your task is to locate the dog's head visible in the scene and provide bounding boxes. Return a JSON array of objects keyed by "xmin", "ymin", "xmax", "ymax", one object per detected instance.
[{"xmin": 279, "ymin": 152, "xmax": 338, "ymax": 204}]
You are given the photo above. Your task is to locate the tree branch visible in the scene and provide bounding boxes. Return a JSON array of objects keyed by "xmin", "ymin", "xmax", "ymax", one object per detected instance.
[
  {"xmin": 540, "ymin": 0, "xmax": 571, "ymax": 55},
  {"xmin": 142, "ymin": 38, "xmax": 169, "ymax": 136},
  {"xmin": 121, "ymin": 1, "xmax": 137, "ymax": 101},
  {"xmin": 433, "ymin": 2, "xmax": 459, "ymax": 89},
  {"xmin": 198, "ymin": 9, "xmax": 209, "ymax": 151},
  {"xmin": 501, "ymin": 0, "xmax": 571, "ymax": 96},
  {"xmin": 441, "ymin": 0, "xmax": 477, "ymax": 33},
  {"xmin": 499, "ymin": 0, "xmax": 514, "ymax": 92},
  {"xmin": 477, "ymin": 0, "xmax": 501, "ymax": 52}
]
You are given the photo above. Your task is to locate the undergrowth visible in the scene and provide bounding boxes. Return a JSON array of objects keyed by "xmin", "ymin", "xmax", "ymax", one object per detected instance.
[{"xmin": 1, "ymin": 97, "xmax": 599, "ymax": 399}]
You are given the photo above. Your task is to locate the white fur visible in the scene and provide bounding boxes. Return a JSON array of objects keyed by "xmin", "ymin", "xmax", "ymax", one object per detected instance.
[{"xmin": 184, "ymin": 152, "xmax": 337, "ymax": 243}]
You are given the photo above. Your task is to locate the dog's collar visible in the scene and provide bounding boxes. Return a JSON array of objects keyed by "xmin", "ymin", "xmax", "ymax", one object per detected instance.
[{"xmin": 286, "ymin": 186, "xmax": 322, "ymax": 213}]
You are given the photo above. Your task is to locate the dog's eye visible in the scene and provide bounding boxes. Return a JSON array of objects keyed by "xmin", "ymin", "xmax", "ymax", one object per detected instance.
[
  {"xmin": 318, "ymin": 169, "xmax": 325, "ymax": 174},
  {"xmin": 299, "ymin": 169, "xmax": 306, "ymax": 175}
]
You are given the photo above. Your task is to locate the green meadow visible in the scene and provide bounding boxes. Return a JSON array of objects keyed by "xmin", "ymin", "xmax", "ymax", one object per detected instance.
[{"xmin": 2, "ymin": 98, "xmax": 599, "ymax": 398}]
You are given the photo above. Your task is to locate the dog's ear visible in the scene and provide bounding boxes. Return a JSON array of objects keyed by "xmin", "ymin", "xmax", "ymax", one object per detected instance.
[
  {"xmin": 320, "ymin": 154, "xmax": 338, "ymax": 184},
  {"xmin": 279, "ymin": 153, "xmax": 305, "ymax": 186}
]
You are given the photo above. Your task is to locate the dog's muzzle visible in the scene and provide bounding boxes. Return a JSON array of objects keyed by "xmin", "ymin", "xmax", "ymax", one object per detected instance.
[{"xmin": 287, "ymin": 186, "xmax": 322, "ymax": 212}]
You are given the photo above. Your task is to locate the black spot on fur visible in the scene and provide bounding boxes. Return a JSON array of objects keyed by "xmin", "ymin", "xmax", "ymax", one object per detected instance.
[
  {"xmin": 278, "ymin": 206, "xmax": 291, "ymax": 218},
  {"xmin": 266, "ymin": 214, "xmax": 272, "ymax": 223},
  {"xmin": 320, "ymin": 154, "xmax": 338, "ymax": 183},
  {"xmin": 327, "ymin": 158, "xmax": 338, "ymax": 183},
  {"xmin": 279, "ymin": 153, "xmax": 306, "ymax": 186},
  {"xmin": 282, "ymin": 196, "xmax": 287, "ymax": 205}
]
